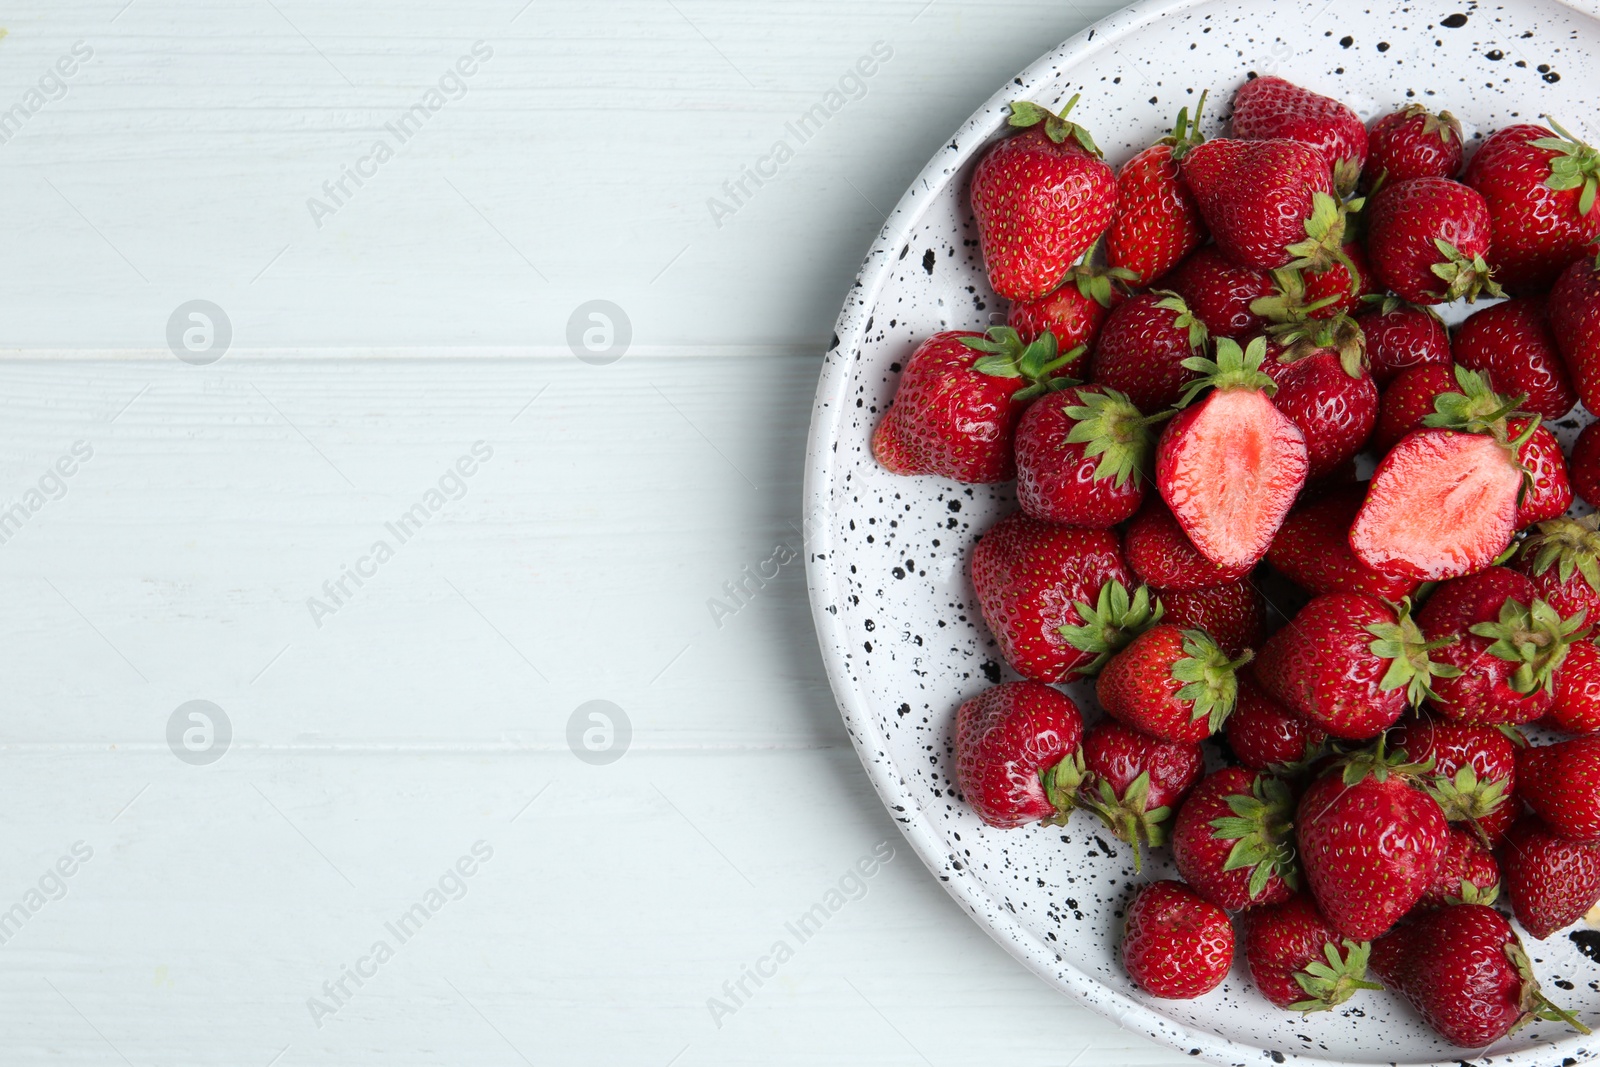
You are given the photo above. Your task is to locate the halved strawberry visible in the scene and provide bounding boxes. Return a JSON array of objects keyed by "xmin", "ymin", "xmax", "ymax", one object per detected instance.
[
  {"xmin": 954, "ymin": 681, "xmax": 1085, "ymax": 828},
  {"xmin": 1267, "ymin": 487, "xmax": 1420, "ymax": 602},
  {"xmin": 1124, "ymin": 500, "xmax": 1252, "ymax": 592}
]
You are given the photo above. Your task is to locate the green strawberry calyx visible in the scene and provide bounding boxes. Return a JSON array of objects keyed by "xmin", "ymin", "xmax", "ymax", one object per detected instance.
[
  {"xmin": 1171, "ymin": 629, "xmax": 1254, "ymax": 734},
  {"xmin": 1285, "ymin": 192, "xmax": 1362, "ymax": 283},
  {"xmin": 1366, "ymin": 598, "xmax": 1462, "ymax": 707},
  {"xmin": 1287, "ymin": 938, "xmax": 1383, "ymax": 1013},
  {"xmin": 1468, "ymin": 598, "xmax": 1590, "ymax": 696},
  {"xmin": 1062, "ymin": 388, "xmax": 1172, "ymax": 490},
  {"xmin": 1059, "ymin": 579, "xmax": 1164, "ymax": 677},
  {"xmin": 1177, "ymin": 335, "xmax": 1275, "ymax": 406},
  {"xmin": 1208, "ymin": 773, "xmax": 1299, "ymax": 901},
  {"xmin": 1163, "ymin": 89, "xmax": 1208, "ymax": 164},
  {"xmin": 1155, "ymin": 290, "xmax": 1209, "ymax": 351},
  {"xmin": 1359, "ymin": 292, "xmax": 1445, "ymax": 322},
  {"xmin": 1520, "ymin": 514, "xmax": 1600, "ymax": 597},
  {"xmin": 1422, "ymin": 761, "xmax": 1511, "ymax": 829},
  {"xmin": 1444, "ymin": 875, "xmax": 1500, "ymax": 907},
  {"xmin": 1062, "ymin": 236, "xmax": 1140, "ymax": 308},
  {"xmin": 961, "ymin": 326, "xmax": 1083, "ymax": 401},
  {"xmin": 1249, "ymin": 266, "xmax": 1341, "ymax": 325},
  {"xmin": 1509, "ymin": 939, "xmax": 1593, "ymax": 1035},
  {"xmin": 1532, "ymin": 117, "xmax": 1600, "ymax": 218},
  {"xmin": 1265, "ymin": 312, "xmax": 1368, "ymax": 379},
  {"xmin": 1403, "ymin": 103, "xmax": 1463, "ymax": 145},
  {"xmin": 1337, "ymin": 731, "xmax": 1436, "ymax": 788},
  {"xmin": 1427, "ymin": 236, "xmax": 1506, "ymax": 303},
  {"xmin": 1037, "ymin": 749, "xmax": 1087, "ymax": 825},
  {"xmin": 1077, "ymin": 770, "xmax": 1168, "ymax": 874},
  {"xmin": 1421, "ymin": 365, "xmax": 1530, "ymax": 449},
  {"xmin": 1008, "ymin": 94, "xmax": 1102, "ymax": 157}
]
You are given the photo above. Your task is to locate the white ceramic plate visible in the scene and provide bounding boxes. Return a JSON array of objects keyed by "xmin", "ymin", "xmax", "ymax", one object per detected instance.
[{"xmin": 804, "ymin": 1, "xmax": 1600, "ymax": 1064}]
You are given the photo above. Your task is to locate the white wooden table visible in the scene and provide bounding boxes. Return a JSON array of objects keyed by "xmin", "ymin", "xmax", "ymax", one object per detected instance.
[{"xmin": 0, "ymin": 2, "xmax": 1192, "ymax": 1063}]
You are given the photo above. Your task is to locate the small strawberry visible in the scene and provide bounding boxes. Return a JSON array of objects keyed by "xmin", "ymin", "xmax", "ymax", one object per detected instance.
[
  {"xmin": 1500, "ymin": 815, "xmax": 1600, "ymax": 940},
  {"xmin": 1366, "ymin": 104, "xmax": 1464, "ymax": 185},
  {"xmin": 1107, "ymin": 94, "xmax": 1208, "ymax": 286},
  {"xmin": 1122, "ymin": 880, "xmax": 1233, "ymax": 999},
  {"xmin": 1165, "ymin": 245, "xmax": 1276, "ymax": 339},
  {"xmin": 1255, "ymin": 593, "xmax": 1457, "ymax": 740},
  {"xmin": 971, "ymin": 97, "xmax": 1117, "ymax": 301},
  {"xmin": 1548, "ymin": 254, "xmax": 1600, "ymax": 417},
  {"xmin": 954, "ymin": 681, "xmax": 1085, "ymax": 828},
  {"xmin": 1267, "ymin": 487, "xmax": 1420, "ymax": 602},
  {"xmin": 1261, "ymin": 347, "xmax": 1378, "ymax": 481},
  {"xmin": 1172, "ymin": 767, "xmax": 1298, "ymax": 910},
  {"xmin": 1517, "ymin": 737, "xmax": 1600, "ymax": 842},
  {"xmin": 1013, "ymin": 385, "xmax": 1166, "ymax": 527},
  {"xmin": 1370, "ymin": 903, "xmax": 1587, "ymax": 1047},
  {"xmin": 1006, "ymin": 252, "xmax": 1128, "ymax": 355},
  {"xmin": 1372, "ymin": 361, "xmax": 1459, "ymax": 454},
  {"xmin": 1365, "ymin": 176, "xmax": 1501, "ymax": 305},
  {"xmin": 1230, "ymin": 76, "xmax": 1368, "ymax": 195},
  {"xmin": 1416, "ymin": 826, "xmax": 1501, "ymax": 910},
  {"xmin": 1511, "ymin": 415, "xmax": 1574, "ymax": 528},
  {"xmin": 1390, "ymin": 717, "xmax": 1519, "ymax": 845},
  {"xmin": 1452, "ymin": 297, "xmax": 1577, "ymax": 420},
  {"xmin": 969, "ymin": 512, "xmax": 1132, "ymax": 683},
  {"xmin": 1552, "ymin": 639, "xmax": 1600, "ymax": 735},
  {"xmin": 1225, "ymin": 675, "xmax": 1327, "ymax": 771},
  {"xmin": 1517, "ymin": 515, "xmax": 1600, "ymax": 624},
  {"xmin": 1575, "ymin": 421, "xmax": 1600, "ymax": 508},
  {"xmin": 1464, "ymin": 120, "xmax": 1600, "ymax": 294},
  {"xmin": 1088, "ymin": 290, "xmax": 1208, "ymax": 413},
  {"xmin": 1179, "ymin": 137, "xmax": 1351, "ymax": 273},
  {"xmin": 1097, "ymin": 625, "xmax": 1252, "ymax": 743},
  {"xmin": 1155, "ymin": 336, "xmax": 1309, "ymax": 571},
  {"xmin": 1158, "ymin": 579, "xmax": 1263, "ymax": 657},
  {"xmin": 1356, "ymin": 297, "xmax": 1451, "ymax": 386},
  {"xmin": 1244, "ymin": 894, "xmax": 1382, "ymax": 1011},
  {"xmin": 1124, "ymin": 500, "xmax": 1252, "ymax": 592},
  {"xmin": 1078, "ymin": 718, "xmax": 1203, "ymax": 865},
  {"xmin": 872, "ymin": 328, "xmax": 1078, "ymax": 482}
]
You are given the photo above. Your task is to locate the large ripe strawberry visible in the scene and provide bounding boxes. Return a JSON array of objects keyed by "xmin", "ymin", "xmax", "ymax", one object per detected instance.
[
  {"xmin": 1261, "ymin": 346, "xmax": 1377, "ymax": 481},
  {"xmin": 1389, "ymin": 716, "xmax": 1519, "ymax": 845},
  {"xmin": 1297, "ymin": 743, "xmax": 1448, "ymax": 939},
  {"xmin": 1172, "ymin": 767, "xmax": 1297, "ymax": 910},
  {"xmin": 872, "ymin": 328, "xmax": 1077, "ymax": 482},
  {"xmin": 1416, "ymin": 825, "xmax": 1501, "ymax": 910},
  {"xmin": 1372, "ymin": 361, "xmax": 1460, "ymax": 454},
  {"xmin": 1165, "ymin": 245, "xmax": 1276, "ymax": 339},
  {"xmin": 1255, "ymin": 593, "xmax": 1456, "ymax": 740},
  {"xmin": 1155, "ymin": 336, "xmax": 1309, "ymax": 571},
  {"xmin": 1225, "ymin": 675, "xmax": 1327, "ymax": 771},
  {"xmin": 1097, "ymin": 625, "xmax": 1251, "ymax": 743},
  {"xmin": 1517, "ymin": 737, "xmax": 1600, "ymax": 842},
  {"xmin": 1356, "ymin": 297, "xmax": 1451, "ymax": 386},
  {"xmin": 1548, "ymin": 254, "xmax": 1600, "ymax": 417},
  {"xmin": 969, "ymin": 512, "xmax": 1131, "ymax": 683},
  {"xmin": 1006, "ymin": 253, "xmax": 1128, "ymax": 355},
  {"xmin": 1244, "ymin": 894, "xmax": 1381, "ymax": 1011},
  {"xmin": 1229, "ymin": 76, "xmax": 1368, "ymax": 195},
  {"xmin": 1553, "ymin": 639, "xmax": 1600, "ymax": 735},
  {"xmin": 1107, "ymin": 94, "xmax": 1208, "ymax": 286},
  {"xmin": 1365, "ymin": 176, "xmax": 1501, "ymax": 305},
  {"xmin": 1124, "ymin": 499, "xmax": 1252, "ymax": 592},
  {"xmin": 1464, "ymin": 120, "xmax": 1600, "ymax": 294},
  {"xmin": 1267, "ymin": 487, "xmax": 1420, "ymax": 602},
  {"xmin": 1370, "ymin": 903, "xmax": 1586, "ymax": 1047},
  {"xmin": 971, "ymin": 97, "xmax": 1117, "ymax": 301},
  {"xmin": 1158, "ymin": 579, "xmax": 1263, "ymax": 657},
  {"xmin": 1088, "ymin": 290, "xmax": 1208, "ymax": 413},
  {"xmin": 954, "ymin": 681, "xmax": 1085, "ymax": 828},
  {"xmin": 1179, "ymin": 137, "xmax": 1350, "ymax": 273},
  {"xmin": 1517, "ymin": 515, "xmax": 1600, "ymax": 624},
  {"xmin": 1056, "ymin": 578, "xmax": 1165, "ymax": 678},
  {"xmin": 1453, "ymin": 297, "xmax": 1577, "ymax": 420},
  {"xmin": 1578, "ymin": 421, "xmax": 1600, "ymax": 508},
  {"xmin": 1013, "ymin": 385, "xmax": 1164, "ymax": 527},
  {"xmin": 1511, "ymin": 415, "xmax": 1574, "ymax": 528},
  {"xmin": 1078, "ymin": 718, "xmax": 1202, "ymax": 867},
  {"xmin": 1366, "ymin": 104, "xmax": 1464, "ymax": 185},
  {"xmin": 1122, "ymin": 880, "xmax": 1233, "ymax": 999},
  {"xmin": 1500, "ymin": 815, "xmax": 1600, "ymax": 940}
]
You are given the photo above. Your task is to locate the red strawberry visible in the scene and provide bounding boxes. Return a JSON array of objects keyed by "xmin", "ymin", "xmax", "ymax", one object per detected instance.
[
  {"xmin": 1013, "ymin": 385, "xmax": 1164, "ymax": 527},
  {"xmin": 1088, "ymin": 290, "xmax": 1208, "ymax": 413},
  {"xmin": 1372, "ymin": 362, "xmax": 1459, "ymax": 454},
  {"xmin": 1179, "ymin": 137, "xmax": 1350, "ymax": 273},
  {"xmin": 1225, "ymin": 675, "xmax": 1327, "ymax": 771},
  {"xmin": 1006, "ymin": 260, "xmax": 1122, "ymax": 356},
  {"xmin": 1097, "ymin": 624, "xmax": 1251, "ymax": 743},
  {"xmin": 971, "ymin": 97, "xmax": 1117, "ymax": 301},
  {"xmin": 954, "ymin": 681, "xmax": 1085, "ymax": 828},
  {"xmin": 1165, "ymin": 245, "xmax": 1276, "ymax": 339},
  {"xmin": 1452, "ymin": 297, "xmax": 1577, "ymax": 420},
  {"xmin": 1389, "ymin": 717, "xmax": 1519, "ymax": 845},
  {"xmin": 1464, "ymin": 121, "xmax": 1600, "ymax": 294},
  {"xmin": 1230, "ymin": 76, "xmax": 1368, "ymax": 195},
  {"xmin": 1244, "ymin": 894, "xmax": 1381, "ymax": 1011},
  {"xmin": 1575, "ymin": 420, "xmax": 1600, "ymax": 508},
  {"xmin": 1548, "ymin": 255, "xmax": 1600, "ymax": 417},
  {"xmin": 1416, "ymin": 826, "xmax": 1501, "ymax": 910},
  {"xmin": 1122, "ymin": 880, "xmax": 1233, "ymax": 999},
  {"xmin": 872, "ymin": 328, "xmax": 1077, "ymax": 482},
  {"xmin": 1172, "ymin": 767, "xmax": 1297, "ymax": 910},
  {"xmin": 1078, "ymin": 718, "xmax": 1202, "ymax": 865},
  {"xmin": 1366, "ymin": 104, "xmax": 1464, "ymax": 185},
  {"xmin": 1255, "ymin": 593, "xmax": 1453, "ymax": 740},
  {"xmin": 1356, "ymin": 298, "xmax": 1451, "ymax": 386},
  {"xmin": 1261, "ymin": 347, "xmax": 1377, "ymax": 481},
  {"xmin": 1553, "ymin": 639, "xmax": 1600, "ymax": 735},
  {"xmin": 1107, "ymin": 95, "xmax": 1208, "ymax": 286},
  {"xmin": 969, "ymin": 512, "xmax": 1132, "ymax": 683},
  {"xmin": 1518, "ymin": 515, "xmax": 1600, "ymax": 625},
  {"xmin": 1158, "ymin": 579, "xmax": 1263, "ymax": 657},
  {"xmin": 1365, "ymin": 177, "xmax": 1501, "ymax": 305},
  {"xmin": 1517, "ymin": 737, "xmax": 1600, "ymax": 842},
  {"xmin": 1297, "ymin": 744, "xmax": 1448, "ymax": 939},
  {"xmin": 1500, "ymin": 815, "xmax": 1600, "ymax": 940},
  {"xmin": 1267, "ymin": 487, "xmax": 1420, "ymax": 602},
  {"xmin": 1125, "ymin": 500, "xmax": 1252, "ymax": 592},
  {"xmin": 1511, "ymin": 415, "xmax": 1574, "ymax": 528},
  {"xmin": 1155, "ymin": 337, "xmax": 1309, "ymax": 571}
]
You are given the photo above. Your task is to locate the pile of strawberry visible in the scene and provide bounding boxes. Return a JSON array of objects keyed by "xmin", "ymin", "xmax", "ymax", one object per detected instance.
[{"xmin": 872, "ymin": 75, "xmax": 1600, "ymax": 1048}]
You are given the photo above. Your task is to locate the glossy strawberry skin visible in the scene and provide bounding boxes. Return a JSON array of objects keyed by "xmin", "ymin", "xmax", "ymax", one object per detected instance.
[
  {"xmin": 971, "ymin": 124, "xmax": 1117, "ymax": 301},
  {"xmin": 1267, "ymin": 487, "xmax": 1420, "ymax": 602},
  {"xmin": 1013, "ymin": 386, "xmax": 1144, "ymax": 528},
  {"xmin": 1244, "ymin": 894, "xmax": 1351, "ymax": 1009},
  {"xmin": 1255, "ymin": 593, "xmax": 1412, "ymax": 740},
  {"xmin": 1499, "ymin": 815, "xmax": 1600, "ymax": 939},
  {"xmin": 1172, "ymin": 767, "xmax": 1294, "ymax": 910},
  {"xmin": 1517, "ymin": 737, "xmax": 1600, "ymax": 842},
  {"xmin": 1512, "ymin": 418, "xmax": 1574, "ymax": 529},
  {"xmin": 1225, "ymin": 675, "xmax": 1327, "ymax": 771},
  {"xmin": 1366, "ymin": 106, "xmax": 1464, "ymax": 184},
  {"xmin": 1301, "ymin": 242, "xmax": 1375, "ymax": 319},
  {"xmin": 1465, "ymin": 124, "xmax": 1600, "ymax": 294},
  {"xmin": 1548, "ymin": 258, "xmax": 1600, "ymax": 418},
  {"xmin": 1165, "ymin": 245, "xmax": 1275, "ymax": 339},
  {"xmin": 1366, "ymin": 177, "xmax": 1494, "ymax": 305},
  {"xmin": 1122, "ymin": 880, "xmax": 1233, "ymax": 999},
  {"xmin": 970, "ymin": 512, "xmax": 1132, "ymax": 684},
  {"xmin": 1373, "ymin": 362, "xmax": 1460, "ymax": 454},
  {"xmin": 1419, "ymin": 568, "xmax": 1552, "ymax": 725},
  {"xmin": 1519, "ymin": 543, "xmax": 1600, "ymax": 628},
  {"xmin": 1081, "ymin": 718, "xmax": 1203, "ymax": 815},
  {"xmin": 1452, "ymin": 298, "xmax": 1577, "ymax": 420},
  {"xmin": 1125, "ymin": 501, "xmax": 1252, "ymax": 592},
  {"xmin": 1297, "ymin": 768, "xmax": 1447, "ymax": 940},
  {"xmin": 954, "ymin": 681, "xmax": 1084, "ymax": 828},
  {"xmin": 1108, "ymin": 141, "xmax": 1206, "ymax": 287},
  {"xmin": 1230, "ymin": 76, "xmax": 1368, "ymax": 186},
  {"xmin": 1357, "ymin": 303, "xmax": 1452, "ymax": 386},
  {"xmin": 1262, "ymin": 350, "xmax": 1378, "ymax": 480},
  {"xmin": 1088, "ymin": 292, "xmax": 1204, "ymax": 413},
  {"xmin": 1007, "ymin": 287, "xmax": 1109, "ymax": 356},
  {"xmin": 1180, "ymin": 137, "xmax": 1336, "ymax": 271},
  {"xmin": 1389, "ymin": 717, "xmax": 1519, "ymax": 844},
  {"xmin": 1575, "ymin": 420, "xmax": 1600, "ymax": 509},
  {"xmin": 1552, "ymin": 640, "xmax": 1600, "ymax": 735},
  {"xmin": 1416, "ymin": 826, "xmax": 1500, "ymax": 910},
  {"xmin": 1159, "ymin": 580, "xmax": 1263, "ymax": 657},
  {"xmin": 1097, "ymin": 625, "xmax": 1217, "ymax": 743}
]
